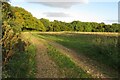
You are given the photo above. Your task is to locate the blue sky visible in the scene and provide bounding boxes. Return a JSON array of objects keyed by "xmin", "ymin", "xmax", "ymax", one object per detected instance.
[{"xmin": 10, "ymin": 0, "xmax": 119, "ymax": 24}]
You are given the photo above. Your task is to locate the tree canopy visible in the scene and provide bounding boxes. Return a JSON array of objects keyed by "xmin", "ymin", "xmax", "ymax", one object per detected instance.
[{"xmin": 2, "ymin": 2, "xmax": 120, "ymax": 32}]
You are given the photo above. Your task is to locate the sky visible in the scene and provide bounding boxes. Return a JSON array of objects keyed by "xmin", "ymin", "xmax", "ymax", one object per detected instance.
[{"xmin": 10, "ymin": 0, "xmax": 119, "ymax": 24}]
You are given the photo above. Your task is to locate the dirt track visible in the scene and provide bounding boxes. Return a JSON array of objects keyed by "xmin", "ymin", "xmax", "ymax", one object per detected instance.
[
  {"xmin": 21, "ymin": 32, "xmax": 60, "ymax": 78},
  {"xmin": 21, "ymin": 32, "xmax": 118, "ymax": 78}
]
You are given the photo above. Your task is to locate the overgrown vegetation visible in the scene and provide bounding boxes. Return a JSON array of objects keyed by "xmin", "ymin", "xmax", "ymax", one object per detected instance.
[
  {"xmin": 1, "ymin": 2, "xmax": 36, "ymax": 78},
  {"xmin": 2, "ymin": 44, "xmax": 36, "ymax": 78},
  {"xmin": 47, "ymin": 45, "xmax": 91, "ymax": 78}
]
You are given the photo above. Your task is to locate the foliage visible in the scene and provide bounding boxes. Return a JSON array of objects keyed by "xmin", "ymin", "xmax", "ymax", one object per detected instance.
[
  {"xmin": 40, "ymin": 18, "xmax": 50, "ymax": 31},
  {"xmin": 11, "ymin": 7, "xmax": 46, "ymax": 32},
  {"xmin": 2, "ymin": 2, "xmax": 15, "ymax": 21},
  {"xmin": 40, "ymin": 19, "xmax": 120, "ymax": 32},
  {"xmin": 2, "ymin": 44, "xmax": 36, "ymax": 78},
  {"xmin": 1, "ymin": 2, "xmax": 36, "ymax": 78}
]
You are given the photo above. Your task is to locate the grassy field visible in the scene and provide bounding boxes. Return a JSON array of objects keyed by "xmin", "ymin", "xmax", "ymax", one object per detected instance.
[
  {"xmin": 6, "ymin": 32, "xmax": 118, "ymax": 78},
  {"xmin": 35, "ymin": 32, "xmax": 119, "ymax": 73},
  {"xmin": 30, "ymin": 32, "xmax": 91, "ymax": 78}
]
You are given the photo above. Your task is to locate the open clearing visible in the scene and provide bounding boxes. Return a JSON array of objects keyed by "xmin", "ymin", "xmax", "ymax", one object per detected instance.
[{"xmin": 21, "ymin": 32, "xmax": 119, "ymax": 78}]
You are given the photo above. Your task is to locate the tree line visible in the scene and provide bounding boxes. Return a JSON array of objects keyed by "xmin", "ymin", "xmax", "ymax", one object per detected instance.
[
  {"xmin": 40, "ymin": 18, "xmax": 119, "ymax": 32},
  {"xmin": 12, "ymin": 5, "xmax": 120, "ymax": 32},
  {"xmin": 2, "ymin": 1, "xmax": 120, "ymax": 33}
]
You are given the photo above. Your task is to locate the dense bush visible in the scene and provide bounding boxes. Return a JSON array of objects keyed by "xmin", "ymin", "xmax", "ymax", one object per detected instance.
[{"xmin": 1, "ymin": 2, "xmax": 36, "ymax": 78}]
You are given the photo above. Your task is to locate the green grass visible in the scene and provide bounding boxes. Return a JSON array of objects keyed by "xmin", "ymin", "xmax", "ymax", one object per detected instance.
[
  {"xmin": 47, "ymin": 45, "xmax": 91, "ymax": 78},
  {"xmin": 36, "ymin": 33, "xmax": 119, "ymax": 71},
  {"xmin": 2, "ymin": 44, "xmax": 36, "ymax": 78}
]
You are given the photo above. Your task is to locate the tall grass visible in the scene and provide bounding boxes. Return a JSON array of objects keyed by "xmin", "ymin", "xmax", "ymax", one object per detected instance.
[
  {"xmin": 93, "ymin": 35, "xmax": 119, "ymax": 70},
  {"xmin": 2, "ymin": 44, "xmax": 36, "ymax": 78}
]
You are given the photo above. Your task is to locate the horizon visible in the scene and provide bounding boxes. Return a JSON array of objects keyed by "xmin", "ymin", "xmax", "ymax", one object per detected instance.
[{"xmin": 10, "ymin": 0, "xmax": 119, "ymax": 24}]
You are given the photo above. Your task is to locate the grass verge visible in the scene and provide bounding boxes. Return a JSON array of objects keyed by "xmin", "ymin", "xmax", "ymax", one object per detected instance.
[
  {"xmin": 2, "ymin": 44, "xmax": 36, "ymax": 78},
  {"xmin": 47, "ymin": 44, "xmax": 91, "ymax": 78}
]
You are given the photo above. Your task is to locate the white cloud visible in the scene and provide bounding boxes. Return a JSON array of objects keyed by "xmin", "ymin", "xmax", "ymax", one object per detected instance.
[
  {"xmin": 104, "ymin": 20, "xmax": 118, "ymax": 23},
  {"xmin": 27, "ymin": 0, "xmax": 88, "ymax": 3},
  {"xmin": 27, "ymin": 0, "xmax": 89, "ymax": 8},
  {"xmin": 38, "ymin": 11, "xmax": 105, "ymax": 23},
  {"xmin": 39, "ymin": 2, "xmax": 81, "ymax": 8},
  {"xmin": 90, "ymin": 0, "xmax": 119, "ymax": 2},
  {"xmin": 10, "ymin": 0, "xmax": 119, "ymax": 3},
  {"xmin": 44, "ymin": 12, "xmax": 70, "ymax": 17},
  {"xmin": 69, "ymin": 12, "xmax": 103, "ymax": 22}
]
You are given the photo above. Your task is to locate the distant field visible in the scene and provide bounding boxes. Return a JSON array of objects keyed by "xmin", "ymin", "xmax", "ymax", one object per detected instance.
[
  {"xmin": 32, "ymin": 31, "xmax": 119, "ymax": 36},
  {"xmin": 34, "ymin": 32, "xmax": 119, "ymax": 72}
]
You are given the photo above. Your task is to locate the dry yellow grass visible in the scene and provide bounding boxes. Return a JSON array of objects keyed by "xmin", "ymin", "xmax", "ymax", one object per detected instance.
[{"xmin": 31, "ymin": 31, "xmax": 120, "ymax": 36}]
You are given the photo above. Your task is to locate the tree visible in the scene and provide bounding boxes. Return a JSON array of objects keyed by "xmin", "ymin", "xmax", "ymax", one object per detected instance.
[
  {"xmin": 112, "ymin": 23, "xmax": 119, "ymax": 32},
  {"xmin": 40, "ymin": 18, "xmax": 50, "ymax": 31},
  {"xmin": 11, "ymin": 7, "xmax": 46, "ymax": 31},
  {"xmin": 52, "ymin": 20, "xmax": 61, "ymax": 31}
]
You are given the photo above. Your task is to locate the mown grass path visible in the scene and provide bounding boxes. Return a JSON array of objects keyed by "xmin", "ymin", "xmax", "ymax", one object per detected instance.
[{"xmin": 21, "ymin": 32, "xmax": 60, "ymax": 78}]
